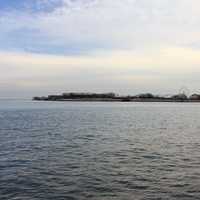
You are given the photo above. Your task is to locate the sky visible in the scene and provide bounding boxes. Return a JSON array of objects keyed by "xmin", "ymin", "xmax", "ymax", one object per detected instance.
[{"xmin": 1, "ymin": 0, "xmax": 200, "ymax": 98}]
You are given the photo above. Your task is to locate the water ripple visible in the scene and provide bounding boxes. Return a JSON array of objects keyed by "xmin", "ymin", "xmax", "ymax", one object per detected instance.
[{"xmin": 0, "ymin": 101, "xmax": 200, "ymax": 199}]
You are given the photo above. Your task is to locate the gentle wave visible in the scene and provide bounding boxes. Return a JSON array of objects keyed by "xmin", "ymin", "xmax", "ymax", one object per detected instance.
[{"xmin": 0, "ymin": 101, "xmax": 200, "ymax": 199}]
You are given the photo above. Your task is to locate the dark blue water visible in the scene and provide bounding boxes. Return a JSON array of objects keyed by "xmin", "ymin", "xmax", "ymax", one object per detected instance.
[{"xmin": 1, "ymin": 100, "xmax": 200, "ymax": 200}]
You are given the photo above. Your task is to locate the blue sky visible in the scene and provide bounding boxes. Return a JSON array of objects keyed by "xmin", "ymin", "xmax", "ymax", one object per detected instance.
[
  {"xmin": 0, "ymin": 0, "xmax": 63, "ymax": 12},
  {"xmin": 0, "ymin": 0, "xmax": 115, "ymax": 55},
  {"xmin": 1, "ymin": 0, "xmax": 200, "ymax": 98}
]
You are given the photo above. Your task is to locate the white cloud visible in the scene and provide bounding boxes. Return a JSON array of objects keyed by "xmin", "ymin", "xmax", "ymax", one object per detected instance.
[{"xmin": 1, "ymin": 0, "xmax": 200, "ymax": 53}]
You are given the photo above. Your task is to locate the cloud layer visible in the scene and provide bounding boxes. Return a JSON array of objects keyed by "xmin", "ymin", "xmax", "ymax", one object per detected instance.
[
  {"xmin": 1, "ymin": 47, "xmax": 200, "ymax": 98},
  {"xmin": 0, "ymin": 0, "xmax": 200, "ymax": 97},
  {"xmin": 1, "ymin": 0, "xmax": 200, "ymax": 54}
]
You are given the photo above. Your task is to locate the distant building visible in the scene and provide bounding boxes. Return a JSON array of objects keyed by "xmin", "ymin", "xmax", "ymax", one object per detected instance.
[
  {"xmin": 189, "ymin": 94, "xmax": 200, "ymax": 100},
  {"xmin": 171, "ymin": 93, "xmax": 188, "ymax": 100},
  {"xmin": 62, "ymin": 92, "xmax": 116, "ymax": 99},
  {"xmin": 136, "ymin": 93, "xmax": 154, "ymax": 99}
]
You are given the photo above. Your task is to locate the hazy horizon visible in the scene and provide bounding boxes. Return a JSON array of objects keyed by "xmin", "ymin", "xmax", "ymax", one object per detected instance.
[{"xmin": 1, "ymin": 0, "xmax": 200, "ymax": 98}]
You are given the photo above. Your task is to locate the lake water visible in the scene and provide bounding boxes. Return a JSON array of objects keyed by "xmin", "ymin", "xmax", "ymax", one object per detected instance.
[{"xmin": 0, "ymin": 100, "xmax": 200, "ymax": 200}]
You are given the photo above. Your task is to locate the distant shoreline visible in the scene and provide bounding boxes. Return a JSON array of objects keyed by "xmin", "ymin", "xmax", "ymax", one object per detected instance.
[
  {"xmin": 33, "ymin": 92, "xmax": 200, "ymax": 103},
  {"xmin": 32, "ymin": 99, "xmax": 200, "ymax": 103}
]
